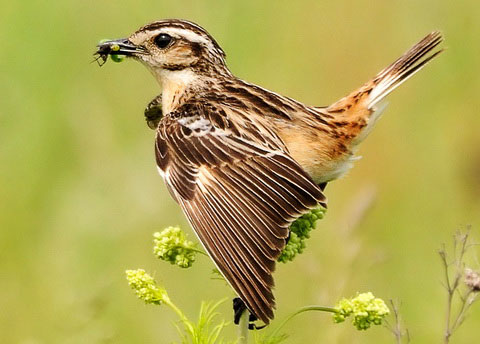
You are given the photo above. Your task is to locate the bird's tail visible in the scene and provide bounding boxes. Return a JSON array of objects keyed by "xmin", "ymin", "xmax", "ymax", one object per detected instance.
[
  {"xmin": 367, "ymin": 31, "xmax": 444, "ymax": 109},
  {"xmin": 327, "ymin": 31, "xmax": 444, "ymax": 114}
]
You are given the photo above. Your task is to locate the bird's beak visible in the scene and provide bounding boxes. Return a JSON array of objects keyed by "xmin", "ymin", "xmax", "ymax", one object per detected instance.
[{"xmin": 95, "ymin": 38, "xmax": 144, "ymax": 57}]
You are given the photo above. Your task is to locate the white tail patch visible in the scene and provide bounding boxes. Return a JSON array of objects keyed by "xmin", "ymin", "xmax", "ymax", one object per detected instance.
[{"xmin": 368, "ymin": 32, "xmax": 444, "ymax": 109}]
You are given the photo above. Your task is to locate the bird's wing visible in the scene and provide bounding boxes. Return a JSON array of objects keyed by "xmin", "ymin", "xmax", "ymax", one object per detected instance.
[{"xmin": 155, "ymin": 102, "xmax": 326, "ymax": 323}]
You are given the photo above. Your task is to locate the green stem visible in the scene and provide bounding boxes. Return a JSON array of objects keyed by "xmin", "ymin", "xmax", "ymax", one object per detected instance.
[
  {"xmin": 267, "ymin": 306, "xmax": 338, "ymax": 340},
  {"xmin": 192, "ymin": 248, "xmax": 209, "ymax": 256},
  {"xmin": 163, "ymin": 297, "xmax": 195, "ymax": 334},
  {"xmin": 238, "ymin": 309, "xmax": 249, "ymax": 344}
]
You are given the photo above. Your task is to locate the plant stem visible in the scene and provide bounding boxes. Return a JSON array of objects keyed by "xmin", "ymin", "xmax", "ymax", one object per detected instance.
[
  {"xmin": 444, "ymin": 290, "xmax": 453, "ymax": 344},
  {"xmin": 163, "ymin": 297, "xmax": 194, "ymax": 334},
  {"xmin": 192, "ymin": 248, "xmax": 209, "ymax": 256},
  {"xmin": 451, "ymin": 290, "xmax": 473, "ymax": 333},
  {"xmin": 441, "ymin": 230, "xmax": 470, "ymax": 344},
  {"xmin": 238, "ymin": 309, "xmax": 249, "ymax": 344},
  {"xmin": 441, "ymin": 243, "xmax": 455, "ymax": 344},
  {"xmin": 267, "ymin": 306, "xmax": 337, "ymax": 340},
  {"xmin": 386, "ymin": 300, "xmax": 409, "ymax": 344}
]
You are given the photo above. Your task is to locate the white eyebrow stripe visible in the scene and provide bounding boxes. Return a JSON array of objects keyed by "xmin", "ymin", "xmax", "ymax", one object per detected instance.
[{"xmin": 155, "ymin": 28, "xmax": 212, "ymax": 48}]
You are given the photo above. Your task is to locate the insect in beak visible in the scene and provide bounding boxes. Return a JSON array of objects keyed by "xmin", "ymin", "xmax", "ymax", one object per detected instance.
[{"xmin": 94, "ymin": 38, "xmax": 145, "ymax": 65}]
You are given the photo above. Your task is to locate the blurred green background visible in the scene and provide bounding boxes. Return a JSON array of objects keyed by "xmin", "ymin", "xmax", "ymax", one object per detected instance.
[{"xmin": 1, "ymin": 0, "xmax": 479, "ymax": 343}]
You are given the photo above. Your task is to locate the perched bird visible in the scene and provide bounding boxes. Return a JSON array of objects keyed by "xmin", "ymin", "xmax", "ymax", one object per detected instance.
[{"xmin": 96, "ymin": 19, "xmax": 443, "ymax": 324}]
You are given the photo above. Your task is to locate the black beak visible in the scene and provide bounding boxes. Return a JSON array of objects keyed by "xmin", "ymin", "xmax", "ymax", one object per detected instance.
[{"xmin": 96, "ymin": 38, "xmax": 142, "ymax": 57}]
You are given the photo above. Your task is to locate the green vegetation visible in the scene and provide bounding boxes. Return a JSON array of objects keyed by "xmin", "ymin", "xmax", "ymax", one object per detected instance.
[
  {"xmin": 1, "ymin": 1, "xmax": 480, "ymax": 343},
  {"xmin": 332, "ymin": 292, "xmax": 390, "ymax": 330},
  {"xmin": 278, "ymin": 207, "xmax": 326, "ymax": 263},
  {"xmin": 127, "ymin": 226, "xmax": 390, "ymax": 343},
  {"xmin": 127, "ymin": 269, "xmax": 231, "ymax": 344},
  {"xmin": 153, "ymin": 226, "xmax": 203, "ymax": 268}
]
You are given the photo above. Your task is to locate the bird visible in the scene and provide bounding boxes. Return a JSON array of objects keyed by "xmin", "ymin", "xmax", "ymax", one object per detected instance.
[{"xmin": 96, "ymin": 19, "xmax": 443, "ymax": 324}]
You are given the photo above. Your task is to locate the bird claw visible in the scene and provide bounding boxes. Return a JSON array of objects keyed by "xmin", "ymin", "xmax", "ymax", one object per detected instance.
[
  {"xmin": 233, "ymin": 297, "xmax": 266, "ymax": 330},
  {"xmin": 144, "ymin": 95, "xmax": 163, "ymax": 130}
]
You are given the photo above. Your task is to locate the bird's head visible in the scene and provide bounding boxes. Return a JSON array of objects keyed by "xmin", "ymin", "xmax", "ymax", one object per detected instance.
[{"xmin": 96, "ymin": 19, "xmax": 229, "ymax": 79}]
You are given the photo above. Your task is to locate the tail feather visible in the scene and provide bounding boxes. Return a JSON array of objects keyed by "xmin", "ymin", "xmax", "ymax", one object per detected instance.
[
  {"xmin": 368, "ymin": 31, "xmax": 444, "ymax": 109},
  {"xmin": 327, "ymin": 32, "xmax": 444, "ymax": 114}
]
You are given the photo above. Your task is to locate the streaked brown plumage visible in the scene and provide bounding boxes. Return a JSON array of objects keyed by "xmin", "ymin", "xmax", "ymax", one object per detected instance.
[{"xmin": 96, "ymin": 20, "xmax": 443, "ymax": 324}]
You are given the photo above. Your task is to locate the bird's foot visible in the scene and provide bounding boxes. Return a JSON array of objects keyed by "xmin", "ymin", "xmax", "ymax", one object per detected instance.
[{"xmin": 233, "ymin": 297, "xmax": 267, "ymax": 330}]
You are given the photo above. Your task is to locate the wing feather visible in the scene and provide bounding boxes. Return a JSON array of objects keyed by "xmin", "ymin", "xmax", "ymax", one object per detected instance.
[{"xmin": 155, "ymin": 103, "xmax": 326, "ymax": 323}]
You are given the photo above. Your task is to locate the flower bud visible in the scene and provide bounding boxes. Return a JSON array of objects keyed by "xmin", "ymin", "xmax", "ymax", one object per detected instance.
[
  {"xmin": 278, "ymin": 206, "xmax": 326, "ymax": 263},
  {"xmin": 153, "ymin": 226, "xmax": 197, "ymax": 268},
  {"xmin": 333, "ymin": 292, "xmax": 390, "ymax": 330},
  {"xmin": 465, "ymin": 268, "xmax": 480, "ymax": 292},
  {"xmin": 125, "ymin": 269, "xmax": 169, "ymax": 305}
]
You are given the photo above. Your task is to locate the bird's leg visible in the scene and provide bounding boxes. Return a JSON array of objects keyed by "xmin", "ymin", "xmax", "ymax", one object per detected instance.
[
  {"xmin": 233, "ymin": 297, "xmax": 266, "ymax": 330},
  {"xmin": 233, "ymin": 297, "xmax": 247, "ymax": 324},
  {"xmin": 144, "ymin": 94, "xmax": 163, "ymax": 130}
]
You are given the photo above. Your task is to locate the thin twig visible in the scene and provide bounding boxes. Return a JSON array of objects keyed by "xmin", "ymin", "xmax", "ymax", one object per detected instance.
[
  {"xmin": 440, "ymin": 244, "xmax": 454, "ymax": 344},
  {"xmin": 441, "ymin": 229, "xmax": 474, "ymax": 344},
  {"xmin": 385, "ymin": 300, "xmax": 409, "ymax": 344},
  {"xmin": 392, "ymin": 301, "xmax": 403, "ymax": 344},
  {"xmin": 451, "ymin": 291, "xmax": 478, "ymax": 333}
]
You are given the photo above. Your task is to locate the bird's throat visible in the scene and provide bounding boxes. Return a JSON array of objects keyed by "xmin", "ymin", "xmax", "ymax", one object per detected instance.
[{"xmin": 157, "ymin": 68, "xmax": 199, "ymax": 114}]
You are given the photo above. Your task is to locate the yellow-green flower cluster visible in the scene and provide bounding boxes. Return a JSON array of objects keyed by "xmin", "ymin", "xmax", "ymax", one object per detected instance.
[
  {"xmin": 125, "ymin": 269, "xmax": 169, "ymax": 305},
  {"xmin": 333, "ymin": 292, "xmax": 390, "ymax": 330},
  {"xmin": 278, "ymin": 207, "xmax": 326, "ymax": 263},
  {"xmin": 153, "ymin": 226, "xmax": 198, "ymax": 268}
]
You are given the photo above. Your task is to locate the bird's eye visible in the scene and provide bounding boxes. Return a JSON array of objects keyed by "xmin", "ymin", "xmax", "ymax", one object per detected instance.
[{"xmin": 154, "ymin": 34, "xmax": 173, "ymax": 49}]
